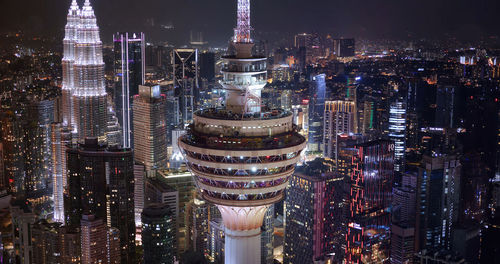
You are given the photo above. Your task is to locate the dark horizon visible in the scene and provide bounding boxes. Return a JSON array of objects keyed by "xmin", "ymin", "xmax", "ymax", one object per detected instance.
[{"xmin": 1, "ymin": 0, "xmax": 499, "ymax": 46}]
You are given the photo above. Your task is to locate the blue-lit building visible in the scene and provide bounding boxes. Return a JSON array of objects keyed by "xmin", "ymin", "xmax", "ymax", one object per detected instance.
[{"xmin": 308, "ymin": 73, "xmax": 326, "ymax": 152}]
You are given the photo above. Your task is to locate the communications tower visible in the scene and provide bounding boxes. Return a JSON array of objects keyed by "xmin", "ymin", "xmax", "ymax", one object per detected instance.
[{"xmin": 179, "ymin": 1, "xmax": 306, "ymax": 263}]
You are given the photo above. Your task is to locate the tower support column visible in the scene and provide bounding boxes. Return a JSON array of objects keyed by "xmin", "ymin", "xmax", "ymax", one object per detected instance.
[{"xmin": 225, "ymin": 228, "xmax": 261, "ymax": 264}]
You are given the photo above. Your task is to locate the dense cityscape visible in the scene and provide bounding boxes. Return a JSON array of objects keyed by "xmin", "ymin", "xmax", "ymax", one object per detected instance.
[{"xmin": 0, "ymin": 0, "xmax": 499, "ymax": 263}]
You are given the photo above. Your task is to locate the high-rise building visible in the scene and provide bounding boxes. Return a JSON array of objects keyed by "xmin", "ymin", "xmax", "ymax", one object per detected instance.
[
  {"xmin": 390, "ymin": 174, "xmax": 417, "ymax": 264},
  {"xmin": 207, "ymin": 218, "xmax": 225, "ymax": 263},
  {"xmin": 188, "ymin": 196, "xmax": 209, "ymax": 254},
  {"xmin": 80, "ymin": 214, "xmax": 120, "ymax": 264},
  {"xmin": 416, "ymin": 155, "xmax": 461, "ymax": 252},
  {"xmin": 145, "ymin": 177, "xmax": 179, "ymax": 253},
  {"xmin": 61, "ymin": 0, "xmax": 80, "ymax": 128},
  {"xmin": 133, "ymin": 84, "xmax": 168, "ymax": 170},
  {"xmin": 346, "ymin": 140, "xmax": 394, "ymax": 263},
  {"xmin": 32, "ymin": 220, "xmax": 81, "ymax": 264},
  {"xmin": 323, "ymin": 100, "xmax": 356, "ymax": 160},
  {"xmin": 309, "ymin": 74, "xmax": 326, "ymax": 152},
  {"xmin": 65, "ymin": 138, "xmax": 135, "ymax": 263},
  {"xmin": 172, "ymin": 48, "xmax": 199, "ymax": 125},
  {"xmin": 142, "ymin": 203, "xmax": 176, "ymax": 264},
  {"xmin": 333, "ymin": 38, "xmax": 355, "ymax": 58},
  {"xmin": 157, "ymin": 169, "xmax": 196, "ymax": 253},
  {"xmin": 200, "ymin": 51, "xmax": 216, "ymax": 82},
  {"xmin": 11, "ymin": 204, "xmax": 37, "ymax": 263},
  {"xmin": 113, "ymin": 32, "xmax": 145, "ymax": 148},
  {"xmin": 179, "ymin": 1, "xmax": 306, "ymax": 263},
  {"xmin": 71, "ymin": 0, "xmax": 107, "ymax": 142},
  {"xmin": 284, "ymin": 158, "xmax": 343, "ymax": 263},
  {"xmin": 51, "ymin": 124, "xmax": 72, "ymax": 223},
  {"xmin": 389, "ymin": 100, "xmax": 407, "ymax": 173}
]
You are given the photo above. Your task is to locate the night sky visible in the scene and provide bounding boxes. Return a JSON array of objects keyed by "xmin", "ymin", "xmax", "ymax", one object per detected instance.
[{"xmin": 1, "ymin": 0, "xmax": 499, "ymax": 45}]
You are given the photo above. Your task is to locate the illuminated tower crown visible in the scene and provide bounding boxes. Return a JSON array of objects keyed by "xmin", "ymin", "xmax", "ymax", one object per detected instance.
[
  {"xmin": 61, "ymin": 0, "xmax": 80, "ymax": 127},
  {"xmin": 72, "ymin": 0, "xmax": 107, "ymax": 141},
  {"xmin": 179, "ymin": 1, "xmax": 306, "ymax": 263}
]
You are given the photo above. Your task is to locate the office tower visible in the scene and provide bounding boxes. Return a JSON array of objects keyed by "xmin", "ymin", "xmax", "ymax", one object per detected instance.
[
  {"xmin": 166, "ymin": 95, "xmax": 181, "ymax": 144},
  {"xmin": 65, "ymin": 138, "xmax": 135, "ymax": 263},
  {"xmin": 172, "ymin": 48, "xmax": 199, "ymax": 125},
  {"xmin": 81, "ymin": 214, "xmax": 120, "ymax": 264},
  {"xmin": 51, "ymin": 124, "xmax": 72, "ymax": 223},
  {"xmin": 133, "ymin": 84, "xmax": 168, "ymax": 170},
  {"xmin": 72, "ymin": 0, "xmax": 107, "ymax": 142},
  {"xmin": 145, "ymin": 177, "xmax": 179, "ymax": 254},
  {"xmin": 142, "ymin": 203, "xmax": 176, "ymax": 264},
  {"xmin": 346, "ymin": 140, "xmax": 394, "ymax": 263},
  {"xmin": 179, "ymin": 1, "xmax": 306, "ymax": 263},
  {"xmin": 24, "ymin": 99, "xmax": 55, "ymax": 211},
  {"xmin": 134, "ymin": 164, "xmax": 145, "ymax": 232},
  {"xmin": 207, "ymin": 218, "xmax": 225, "ymax": 263},
  {"xmin": 157, "ymin": 169, "xmax": 196, "ymax": 253},
  {"xmin": 0, "ymin": 143, "xmax": 4, "ymax": 188},
  {"xmin": 323, "ymin": 100, "xmax": 356, "ymax": 160},
  {"xmin": 32, "ymin": 220, "xmax": 81, "ymax": 264},
  {"xmin": 188, "ymin": 196, "xmax": 209, "ymax": 254},
  {"xmin": 389, "ymin": 100, "xmax": 407, "ymax": 173},
  {"xmin": 415, "ymin": 155, "xmax": 461, "ymax": 252},
  {"xmin": 284, "ymin": 159, "xmax": 342, "ymax": 263},
  {"xmin": 390, "ymin": 175, "xmax": 417, "ymax": 264},
  {"xmin": 61, "ymin": 0, "xmax": 79, "ymax": 127},
  {"xmin": 333, "ymin": 38, "xmax": 355, "ymax": 58},
  {"xmin": 435, "ymin": 85, "xmax": 457, "ymax": 128},
  {"xmin": 11, "ymin": 205, "xmax": 37, "ymax": 263},
  {"xmin": 0, "ymin": 110, "xmax": 25, "ymax": 193},
  {"xmin": 200, "ymin": 51, "xmax": 216, "ymax": 82},
  {"xmin": 309, "ymin": 74, "xmax": 326, "ymax": 152},
  {"xmin": 113, "ymin": 32, "xmax": 145, "ymax": 148}
]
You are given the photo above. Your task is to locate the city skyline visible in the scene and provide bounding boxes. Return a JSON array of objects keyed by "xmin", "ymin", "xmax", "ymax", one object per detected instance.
[{"xmin": 0, "ymin": 0, "xmax": 499, "ymax": 263}]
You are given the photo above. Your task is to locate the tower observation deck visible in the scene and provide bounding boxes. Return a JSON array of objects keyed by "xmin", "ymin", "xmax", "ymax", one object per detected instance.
[{"xmin": 179, "ymin": 1, "xmax": 306, "ymax": 263}]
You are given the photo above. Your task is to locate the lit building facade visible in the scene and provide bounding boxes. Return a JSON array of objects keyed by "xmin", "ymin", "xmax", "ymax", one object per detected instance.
[
  {"xmin": 389, "ymin": 100, "xmax": 406, "ymax": 173},
  {"xmin": 65, "ymin": 138, "xmax": 135, "ymax": 263},
  {"xmin": 142, "ymin": 204, "xmax": 176, "ymax": 264},
  {"xmin": 308, "ymin": 74, "xmax": 326, "ymax": 152},
  {"xmin": 284, "ymin": 158, "xmax": 343, "ymax": 263},
  {"xmin": 51, "ymin": 124, "xmax": 72, "ymax": 223},
  {"xmin": 415, "ymin": 155, "xmax": 461, "ymax": 252},
  {"xmin": 61, "ymin": 0, "xmax": 79, "ymax": 127},
  {"xmin": 172, "ymin": 48, "xmax": 199, "ymax": 125},
  {"xmin": 346, "ymin": 140, "xmax": 394, "ymax": 263},
  {"xmin": 323, "ymin": 100, "xmax": 356, "ymax": 160},
  {"xmin": 80, "ymin": 214, "xmax": 120, "ymax": 264},
  {"xmin": 113, "ymin": 32, "xmax": 145, "ymax": 148},
  {"xmin": 178, "ymin": 1, "xmax": 306, "ymax": 263},
  {"xmin": 133, "ymin": 85, "xmax": 168, "ymax": 170},
  {"xmin": 71, "ymin": 0, "xmax": 107, "ymax": 142}
]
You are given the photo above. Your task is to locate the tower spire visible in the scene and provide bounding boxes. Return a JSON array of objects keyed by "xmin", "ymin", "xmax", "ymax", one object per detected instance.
[{"xmin": 234, "ymin": 0, "xmax": 252, "ymax": 43}]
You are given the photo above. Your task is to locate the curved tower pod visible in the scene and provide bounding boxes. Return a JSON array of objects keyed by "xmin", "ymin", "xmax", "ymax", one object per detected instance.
[
  {"xmin": 72, "ymin": 0, "xmax": 108, "ymax": 142},
  {"xmin": 62, "ymin": 0, "xmax": 80, "ymax": 127},
  {"xmin": 179, "ymin": 1, "xmax": 306, "ymax": 263}
]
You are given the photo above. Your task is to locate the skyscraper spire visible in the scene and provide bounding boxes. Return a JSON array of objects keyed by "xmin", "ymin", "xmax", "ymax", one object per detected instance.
[
  {"xmin": 72, "ymin": 0, "xmax": 108, "ymax": 141},
  {"xmin": 61, "ymin": 0, "xmax": 81, "ymax": 127}
]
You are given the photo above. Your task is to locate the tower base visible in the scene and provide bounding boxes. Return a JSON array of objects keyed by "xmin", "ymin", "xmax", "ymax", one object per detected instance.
[{"xmin": 224, "ymin": 228, "xmax": 261, "ymax": 264}]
